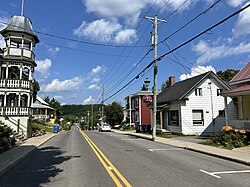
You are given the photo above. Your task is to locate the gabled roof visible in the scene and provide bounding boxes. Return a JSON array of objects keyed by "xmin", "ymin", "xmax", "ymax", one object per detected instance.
[
  {"xmin": 157, "ymin": 71, "xmax": 230, "ymax": 104},
  {"xmin": 36, "ymin": 96, "xmax": 49, "ymax": 106},
  {"xmin": 230, "ymin": 62, "xmax": 250, "ymax": 85}
]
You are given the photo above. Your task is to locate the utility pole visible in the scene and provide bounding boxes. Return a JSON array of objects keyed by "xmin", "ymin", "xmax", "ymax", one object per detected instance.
[
  {"xmin": 87, "ymin": 111, "xmax": 90, "ymax": 130},
  {"xmin": 101, "ymin": 84, "xmax": 104, "ymax": 124},
  {"xmin": 91, "ymin": 103, "xmax": 94, "ymax": 130},
  {"xmin": 144, "ymin": 15, "xmax": 167, "ymax": 141}
]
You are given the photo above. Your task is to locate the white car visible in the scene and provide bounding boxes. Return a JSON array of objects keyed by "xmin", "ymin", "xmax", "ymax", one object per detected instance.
[{"xmin": 99, "ymin": 123, "xmax": 111, "ymax": 132}]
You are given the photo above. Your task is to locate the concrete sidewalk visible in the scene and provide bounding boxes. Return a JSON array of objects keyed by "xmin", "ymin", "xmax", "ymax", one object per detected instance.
[
  {"xmin": 0, "ymin": 132, "xmax": 56, "ymax": 176},
  {"xmin": 112, "ymin": 130, "xmax": 250, "ymax": 166}
]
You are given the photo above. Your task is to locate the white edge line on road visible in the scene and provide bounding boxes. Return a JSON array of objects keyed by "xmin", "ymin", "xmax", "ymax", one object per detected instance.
[
  {"xmin": 148, "ymin": 148, "xmax": 181, "ymax": 152},
  {"xmin": 212, "ymin": 170, "xmax": 250, "ymax": 175},
  {"xmin": 110, "ymin": 135, "xmax": 128, "ymax": 137},
  {"xmin": 121, "ymin": 139, "xmax": 145, "ymax": 141},
  {"xmin": 200, "ymin": 170, "xmax": 221, "ymax": 179}
]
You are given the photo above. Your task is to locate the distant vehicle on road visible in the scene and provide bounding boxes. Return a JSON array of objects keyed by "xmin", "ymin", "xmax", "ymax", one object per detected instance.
[{"xmin": 99, "ymin": 123, "xmax": 111, "ymax": 132}]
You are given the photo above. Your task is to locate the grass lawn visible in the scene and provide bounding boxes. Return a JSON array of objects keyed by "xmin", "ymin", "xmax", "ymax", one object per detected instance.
[{"xmin": 32, "ymin": 122, "xmax": 54, "ymax": 133}]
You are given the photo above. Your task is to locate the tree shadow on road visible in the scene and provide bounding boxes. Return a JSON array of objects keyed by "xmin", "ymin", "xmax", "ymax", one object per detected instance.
[{"xmin": 0, "ymin": 146, "xmax": 81, "ymax": 187}]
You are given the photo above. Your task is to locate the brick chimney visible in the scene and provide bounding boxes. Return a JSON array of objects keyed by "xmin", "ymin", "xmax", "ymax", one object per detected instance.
[{"xmin": 169, "ymin": 76, "xmax": 175, "ymax": 86}]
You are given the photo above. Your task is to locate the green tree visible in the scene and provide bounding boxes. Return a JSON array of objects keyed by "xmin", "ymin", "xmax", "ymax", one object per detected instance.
[
  {"xmin": 161, "ymin": 80, "xmax": 169, "ymax": 91},
  {"xmin": 217, "ymin": 69, "xmax": 239, "ymax": 82},
  {"xmin": 33, "ymin": 79, "xmax": 40, "ymax": 102},
  {"xmin": 44, "ymin": 96, "xmax": 62, "ymax": 117},
  {"xmin": 105, "ymin": 102, "xmax": 124, "ymax": 126}
]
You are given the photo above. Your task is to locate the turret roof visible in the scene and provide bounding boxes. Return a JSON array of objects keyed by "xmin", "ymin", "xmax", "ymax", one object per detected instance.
[{"xmin": 0, "ymin": 15, "xmax": 39, "ymax": 43}]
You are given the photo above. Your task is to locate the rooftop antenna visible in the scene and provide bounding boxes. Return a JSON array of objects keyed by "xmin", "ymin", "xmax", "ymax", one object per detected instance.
[{"xmin": 21, "ymin": 0, "xmax": 24, "ymax": 16}]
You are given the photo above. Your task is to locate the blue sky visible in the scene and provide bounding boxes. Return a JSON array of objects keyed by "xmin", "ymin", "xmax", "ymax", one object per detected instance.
[{"xmin": 0, "ymin": 0, "xmax": 250, "ymax": 105}]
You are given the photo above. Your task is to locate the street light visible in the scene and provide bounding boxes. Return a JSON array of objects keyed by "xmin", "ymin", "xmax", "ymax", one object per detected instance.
[{"xmin": 144, "ymin": 78, "xmax": 151, "ymax": 91}]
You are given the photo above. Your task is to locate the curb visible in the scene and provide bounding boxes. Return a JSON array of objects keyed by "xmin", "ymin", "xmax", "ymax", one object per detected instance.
[
  {"xmin": 0, "ymin": 133, "xmax": 56, "ymax": 177},
  {"xmin": 184, "ymin": 147, "xmax": 250, "ymax": 166}
]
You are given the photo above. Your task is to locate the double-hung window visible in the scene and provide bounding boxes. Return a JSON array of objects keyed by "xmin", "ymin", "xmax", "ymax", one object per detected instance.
[
  {"xmin": 195, "ymin": 88, "xmax": 202, "ymax": 96},
  {"xmin": 192, "ymin": 110, "xmax": 204, "ymax": 126}
]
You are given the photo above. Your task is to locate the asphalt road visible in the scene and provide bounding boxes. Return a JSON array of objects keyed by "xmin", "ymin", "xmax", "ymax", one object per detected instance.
[{"xmin": 0, "ymin": 126, "xmax": 250, "ymax": 187}]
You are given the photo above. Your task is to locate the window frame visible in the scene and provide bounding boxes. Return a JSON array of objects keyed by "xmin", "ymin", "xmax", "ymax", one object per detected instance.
[
  {"xmin": 195, "ymin": 88, "xmax": 202, "ymax": 96},
  {"xmin": 192, "ymin": 110, "xmax": 204, "ymax": 126},
  {"xmin": 168, "ymin": 110, "xmax": 179, "ymax": 126}
]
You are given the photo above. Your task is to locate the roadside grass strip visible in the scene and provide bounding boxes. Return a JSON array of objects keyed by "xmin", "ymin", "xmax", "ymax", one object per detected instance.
[
  {"xmin": 80, "ymin": 130, "xmax": 132, "ymax": 187},
  {"xmin": 200, "ymin": 169, "xmax": 250, "ymax": 179}
]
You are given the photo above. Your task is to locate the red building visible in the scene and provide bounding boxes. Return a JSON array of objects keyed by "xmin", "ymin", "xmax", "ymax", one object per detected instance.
[{"xmin": 125, "ymin": 91, "xmax": 154, "ymax": 132}]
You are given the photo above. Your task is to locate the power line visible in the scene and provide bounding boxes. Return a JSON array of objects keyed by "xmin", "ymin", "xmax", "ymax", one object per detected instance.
[
  {"xmin": 0, "ymin": 20, "xmax": 146, "ymax": 48},
  {"xmin": 43, "ymin": 42, "xmax": 148, "ymax": 58},
  {"xmin": 105, "ymin": 48, "xmax": 153, "ymax": 95},
  {"xmin": 100, "ymin": 0, "xmax": 159, "ymax": 83},
  {"xmin": 158, "ymin": 0, "xmax": 222, "ymax": 44},
  {"xmin": 103, "ymin": 3, "xmax": 250, "ymax": 102}
]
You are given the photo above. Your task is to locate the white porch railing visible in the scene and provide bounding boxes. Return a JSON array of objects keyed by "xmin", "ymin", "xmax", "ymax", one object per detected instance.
[
  {"xmin": 3, "ymin": 47, "xmax": 35, "ymax": 61},
  {"xmin": 32, "ymin": 114, "xmax": 49, "ymax": 119},
  {"xmin": 0, "ymin": 107, "xmax": 30, "ymax": 116},
  {"xmin": 0, "ymin": 79, "xmax": 31, "ymax": 89}
]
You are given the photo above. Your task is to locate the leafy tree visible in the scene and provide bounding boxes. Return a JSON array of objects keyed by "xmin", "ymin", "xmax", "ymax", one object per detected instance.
[
  {"xmin": 161, "ymin": 80, "xmax": 169, "ymax": 91},
  {"xmin": 33, "ymin": 79, "xmax": 40, "ymax": 102},
  {"xmin": 44, "ymin": 96, "xmax": 62, "ymax": 117},
  {"xmin": 105, "ymin": 102, "xmax": 124, "ymax": 126},
  {"xmin": 217, "ymin": 69, "xmax": 239, "ymax": 82}
]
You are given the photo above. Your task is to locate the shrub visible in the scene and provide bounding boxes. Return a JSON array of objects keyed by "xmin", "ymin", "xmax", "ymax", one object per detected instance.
[
  {"xmin": 212, "ymin": 126, "xmax": 249, "ymax": 149},
  {"xmin": 0, "ymin": 125, "xmax": 13, "ymax": 138}
]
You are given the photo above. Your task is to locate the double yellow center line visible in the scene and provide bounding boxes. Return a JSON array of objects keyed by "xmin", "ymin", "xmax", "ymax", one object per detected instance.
[{"xmin": 80, "ymin": 130, "xmax": 132, "ymax": 187}]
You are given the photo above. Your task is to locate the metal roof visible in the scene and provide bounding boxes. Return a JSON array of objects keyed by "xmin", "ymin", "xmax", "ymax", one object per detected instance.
[
  {"xmin": 230, "ymin": 62, "xmax": 250, "ymax": 85},
  {"xmin": 0, "ymin": 15, "xmax": 39, "ymax": 43}
]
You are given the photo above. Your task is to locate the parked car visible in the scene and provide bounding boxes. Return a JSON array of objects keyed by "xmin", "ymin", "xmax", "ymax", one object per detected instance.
[{"xmin": 99, "ymin": 123, "xmax": 111, "ymax": 132}]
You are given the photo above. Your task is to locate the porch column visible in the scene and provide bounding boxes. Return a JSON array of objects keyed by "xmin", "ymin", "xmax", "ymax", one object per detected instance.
[
  {"xmin": 4, "ymin": 93, "xmax": 6, "ymax": 106},
  {"xmin": 21, "ymin": 36, "xmax": 24, "ymax": 48},
  {"xmin": 27, "ymin": 95, "xmax": 30, "ymax": 107},
  {"xmin": 6, "ymin": 65, "xmax": 8, "ymax": 79},
  {"xmin": 224, "ymin": 97, "xmax": 228, "ymax": 126},
  {"xmin": 239, "ymin": 96, "xmax": 243, "ymax": 119},
  {"xmin": 18, "ymin": 94, "xmax": 21, "ymax": 107},
  {"xmin": 28, "ymin": 68, "xmax": 32, "ymax": 81},
  {"xmin": 160, "ymin": 110, "xmax": 163, "ymax": 129},
  {"xmin": 20, "ymin": 66, "xmax": 23, "ymax": 80}
]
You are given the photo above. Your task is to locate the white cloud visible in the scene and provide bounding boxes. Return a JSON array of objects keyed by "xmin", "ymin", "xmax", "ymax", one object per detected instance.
[
  {"xmin": 91, "ymin": 65, "xmax": 105, "ymax": 75},
  {"xmin": 228, "ymin": 0, "xmax": 248, "ymax": 7},
  {"xmin": 83, "ymin": 0, "xmax": 149, "ymax": 25},
  {"xmin": 83, "ymin": 96, "xmax": 95, "ymax": 104},
  {"xmin": 193, "ymin": 40, "xmax": 250, "ymax": 64},
  {"xmin": 36, "ymin": 59, "xmax": 52, "ymax": 79},
  {"xmin": 115, "ymin": 29, "xmax": 136, "ymax": 44},
  {"xmin": 233, "ymin": 2, "xmax": 250, "ymax": 35},
  {"xmin": 0, "ymin": 16, "xmax": 9, "ymax": 49},
  {"xmin": 74, "ymin": 19, "xmax": 137, "ymax": 44},
  {"xmin": 41, "ymin": 77, "xmax": 83, "ymax": 93},
  {"xmin": 179, "ymin": 65, "xmax": 216, "ymax": 81},
  {"xmin": 48, "ymin": 47, "xmax": 60, "ymax": 56},
  {"xmin": 88, "ymin": 84, "xmax": 101, "ymax": 90},
  {"xmin": 92, "ymin": 77, "xmax": 100, "ymax": 83}
]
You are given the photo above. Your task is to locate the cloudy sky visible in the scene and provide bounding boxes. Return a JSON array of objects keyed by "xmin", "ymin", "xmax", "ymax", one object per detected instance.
[{"xmin": 0, "ymin": 0, "xmax": 250, "ymax": 105}]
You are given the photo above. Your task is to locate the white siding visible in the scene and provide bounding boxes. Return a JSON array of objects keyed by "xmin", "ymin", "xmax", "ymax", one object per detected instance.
[{"xmin": 180, "ymin": 78, "xmax": 232, "ymax": 135}]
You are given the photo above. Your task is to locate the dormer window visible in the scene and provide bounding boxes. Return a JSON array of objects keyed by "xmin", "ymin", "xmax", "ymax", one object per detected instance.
[{"xmin": 195, "ymin": 88, "xmax": 202, "ymax": 96}]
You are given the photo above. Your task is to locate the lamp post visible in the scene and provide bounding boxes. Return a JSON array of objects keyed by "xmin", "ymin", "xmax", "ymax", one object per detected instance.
[{"xmin": 144, "ymin": 78, "xmax": 150, "ymax": 91}]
